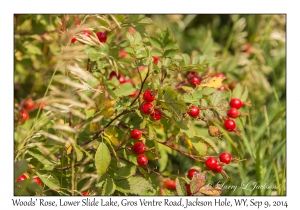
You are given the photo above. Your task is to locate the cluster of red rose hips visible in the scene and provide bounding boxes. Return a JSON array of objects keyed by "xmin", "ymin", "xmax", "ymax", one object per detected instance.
[
  {"xmin": 18, "ymin": 99, "xmax": 46, "ymax": 123},
  {"xmin": 140, "ymin": 90, "xmax": 163, "ymax": 121},
  {"xmin": 130, "ymin": 129, "xmax": 148, "ymax": 166},
  {"xmin": 16, "ymin": 173, "xmax": 42, "ymax": 186},
  {"xmin": 205, "ymin": 152, "xmax": 232, "ymax": 173},
  {"xmin": 223, "ymin": 98, "xmax": 245, "ymax": 132}
]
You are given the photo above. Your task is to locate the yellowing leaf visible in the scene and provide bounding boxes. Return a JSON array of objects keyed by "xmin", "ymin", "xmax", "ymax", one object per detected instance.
[
  {"xmin": 65, "ymin": 142, "xmax": 72, "ymax": 155},
  {"xmin": 90, "ymin": 122, "xmax": 98, "ymax": 132},
  {"xmin": 100, "ymin": 107, "xmax": 115, "ymax": 118},
  {"xmin": 200, "ymin": 76, "xmax": 225, "ymax": 89},
  {"xmin": 104, "ymin": 128, "xmax": 120, "ymax": 146},
  {"xmin": 103, "ymin": 100, "xmax": 116, "ymax": 107}
]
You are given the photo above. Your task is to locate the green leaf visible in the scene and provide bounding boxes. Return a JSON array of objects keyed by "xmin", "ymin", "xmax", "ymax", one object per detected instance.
[
  {"xmin": 137, "ymin": 17, "xmax": 153, "ymax": 25},
  {"xmin": 202, "ymin": 87, "xmax": 216, "ymax": 95},
  {"xmin": 232, "ymin": 83, "xmax": 243, "ymax": 99},
  {"xmin": 214, "ymin": 106, "xmax": 227, "ymax": 117},
  {"xmin": 148, "ymin": 123, "xmax": 155, "ymax": 140},
  {"xmin": 175, "ymin": 177, "xmax": 187, "ymax": 196},
  {"xmin": 36, "ymin": 172, "xmax": 60, "ymax": 190},
  {"xmin": 210, "ymin": 91, "xmax": 221, "ymax": 106},
  {"xmin": 115, "ymin": 165, "xmax": 136, "ymax": 179},
  {"xmin": 240, "ymin": 86, "xmax": 249, "ymax": 102},
  {"xmin": 192, "ymin": 136, "xmax": 219, "ymax": 154},
  {"xmin": 115, "ymin": 176, "xmax": 153, "ymax": 195},
  {"xmin": 119, "ymin": 40, "xmax": 129, "ymax": 48},
  {"xmin": 164, "ymin": 49, "xmax": 177, "ymax": 58},
  {"xmin": 182, "ymin": 54, "xmax": 190, "ymax": 65},
  {"xmin": 102, "ymin": 177, "xmax": 116, "ymax": 195},
  {"xmin": 124, "ymin": 47, "xmax": 135, "ymax": 56},
  {"xmin": 27, "ymin": 149, "xmax": 55, "ymax": 166},
  {"xmin": 190, "ymin": 139, "xmax": 207, "ymax": 156},
  {"xmin": 114, "ymin": 83, "xmax": 135, "ymax": 96},
  {"xmin": 95, "ymin": 173, "xmax": 109, "ymax": 188},
  {"xmin": 181, "ymin": 86, "xmax": 194, "ymax": 92},
  {"xmin": 193, "ymin": 89, "xmax": 202, "ymax": 101},
  {"xmin": 151, "ymin": 49, "xmax": 163, "ymax": 56},
  {"xmin": 163, "ymin": 87, "xmax": 187, "ymax": 121},
  {"xmin": 200, "ymin": 99, "xmax": 208, "ymax": 107},
  {"xmin": 126, "ymin": 32, "xmax": 134, "ymax": 45},
  {"xmin": 14, "ymin": 160, "xmax": 28, "ymax": 180},
  {"xmin": 74, "ymin": 145, "xmax": 83, "ymax": 161},
  {"xmin": 149, "ymin": 37, "xmax": 162, "ymax": 49},
  {"xmin": 26, "ymin": 45, "xmax": 42, "ymax": 55},
  {"xmin": 164, "ymin": 41, "xmax": 178, "ymax": 51},
  {"xmin": 134, "ymin": 32, "xmax": 142, "ymax": 45},
  {"xmin": 89, "ymin": 52, "xmax": 102, "ymax": 61},
  {"xmin": 95, "ymin": 142, "xmax": 111, "ymax": 176},
  {"xmin": 205, "ymin": 109, "xmax": 214, "ymax": 118}
]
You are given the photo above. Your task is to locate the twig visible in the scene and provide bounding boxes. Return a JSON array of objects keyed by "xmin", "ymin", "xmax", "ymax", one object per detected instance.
[
  {"xmin": 157, "ymin": 140, "xmax": 206, "ymax": 162},
  {"xmin": 80, "ymin": 110, "xmax": 134, "ymax": 146}
]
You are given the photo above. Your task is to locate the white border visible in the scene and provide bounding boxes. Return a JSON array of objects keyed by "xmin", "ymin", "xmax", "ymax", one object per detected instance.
[{"xmin": 1, "ymin": 1, "xmax": 296, "ymax": 209}]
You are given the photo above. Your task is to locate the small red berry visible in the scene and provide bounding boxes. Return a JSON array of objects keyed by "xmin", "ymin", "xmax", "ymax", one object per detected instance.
[
  {"xmin": 187, "ymin": 169, "xmax": 199, "ymax": 180},
  {"xmin": 82, "ymin": 30, "xmax": 91, "ymax": 37},
  {"xmin": 129, "ymin": 90, "xmax": 139, "ymax": 98},
  {"xmin": 128, "ymin": 27, "xmax": 135, "ymax": 35},
  {"xmin": 143, "ymin": 90, "xmax": 155, "ymax": 102},
  {"xmin": 22, "ymin": 99, "xmax": 35, "ymax": 111},
  {"xmin": 119, "ymin": 49, "xmax": 127, "ymax": 58},
  {"xmin": 141, "ymin": 103, "xmax": 153, "ymax": 114},
  {"xmin": 71, "ymin": 36, "xmax": 77, "ymax": 43},
  {"xmin": 230, "ymin": 98, "xmax": 243, "ymax": 109},
  {"xmin": 213, "ymin": 165, "xmax": 223, "ymax": 173},
  {"xmin": 187, "ymin": 76, "xmax": 201, "ymax": 86},
  {"xmin": 33, "ymin": 176, "xmax": 42, "ymax": 185},
  {"xmin": 152, "ymin": 56, "xmax": 159, "ymax": 65},
  {"xmin": 37, "ymin": 102, "xmax": 46, "ymax": 110},
  {"xmin": 150, "ymin": 108, "xmax": 162, "ymax": 121},
  {"xmin": 219, "ymin": 152, "xmax": 232, "ymax": 164},
  {"xmin": 187, "ymin": 71, "xmax": 198, "ymax": 76},
  {"xmin": 188, "ymin": 106, "xmax": 200, "ymax": 118},
  {"xmin": 218, "ymin": 85, "xmax": 226, "ymax": 91},
  {"xmin": 163, "ymin": 180, "xmax": 176, "ymax": 190},
  {"xmin": 228, "ymin": 82, "xmax": 236, "ymax": 90},
  {"xmin": 118, "ymin": 75, "xmax": 126, "ymax": 84},
  {"xmin": 109, "ymin": 71, "xmax": 117, "ymax": 80},
  {"xmin": 132, "ymin": 142, "xmax": 146, "ymax": 154},
  {"xmin": 16, "ymin": 174, "xmax": 27, "ymax": 182},
  {"xmin": 138, "ymin": 66, "xmax": 146, "ymax": 71},
  {"xmin": 20, "ymin": 110, "xmax": 29, "ymax": 122},
  {"xmin": 82, "ymin": 192, "xmax": 89, "ymax": 196},
  {"xmin": 137, "ymin": 154, "xmax": 148, "ymax": 166},
  {"xmin": 131, "ymin": 129, "xmax": 143, "ymax": 140},
  {"xmin": 215, "ymin": 72, "xmax": 225, "ymax": 78},
  {"xmin": 205, "ymin": 157, "xmax": 218, "ymax": 170},
  {"xmin": 96, "ymin": 32, "xmax": 107, "ymax": 43},
  {"xmin": 224, "ymin": 119, "xmax": 236, "ymax": 131},
  {"xmin": 185, "ymin": 184, "xmax": 192, "ymax": 196},
  {"xmin": 227, "ymin": 107, "xmax": 239, "ymax": 118}
]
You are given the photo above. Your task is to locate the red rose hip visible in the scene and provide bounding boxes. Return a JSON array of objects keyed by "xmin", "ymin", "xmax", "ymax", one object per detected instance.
[
  {"xmin": 188, "ymin": 106, "xmax": 200, "ymax": 117},
  {"xmin": 163, "ymin": 180, "xmax": 176, "ymax": 190},
  {"xmin": 82, "ymin": 192, "xmax": 89, "ymax": 196},
  {"xmin": 141, "ymin": 103, "xmax": 153, "ymax": 114},
  {"xmin": 213, "ymin": 165, "xmax": 223, "ymax": 173},
  {"xmin": 137, "ymin": 154, "xmax": 148, "ymax": 166},
  {"xmin": 230, "ymin": 98, "xmax": 243, "ymax": 109},
  {"xmin": 22, "ymin": 99, "xmax": 35, "ymax": 111},
  {"xmin": 187, "ymin": 169, "xmax": 199, "ymax": 180},
  {"xmin": 16, "ymin": 174, "xmax": 27, "ymax": 182},
  {"xmin": 96, "ymin": 32, "xmax": 107, "ymax": 43},
  {"xmin": 205, "ymin": 157, "xmax": 218, "ymax": 170},
  {"xmin": 227, "ymin": 107, "xmax": 239, "ymax": 118},
  {"xmin": 219, "ymin": 152, "xmax": 232, "ymax": 164},
  {"xmin": 143, "ymin": 90, "xmax": 155, "ymax": 102},
  {"xmin": 20, "ymin": 110, "xmax": 29, "ymax": 122},
  {"xmin": 131, "ymin": 129, "xmax": 142, "ymax": 140},
  {"xmin": 132, "ymin": 142, "xmax": 146, "ymax": 154},
  {"xmin": 33, "ymin": 176, "xmax": 42, "ymax": 185},
  {"xmin": 150, "ymin": 108, "xmax": 162, "ymax": 120},
  {"xmin": 224, "ymin": 119, "xmax": 236, "ymax": 131},
  {"xmin": 188, "ymin": 76, "xmax": 201, "ymax": 86}
]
